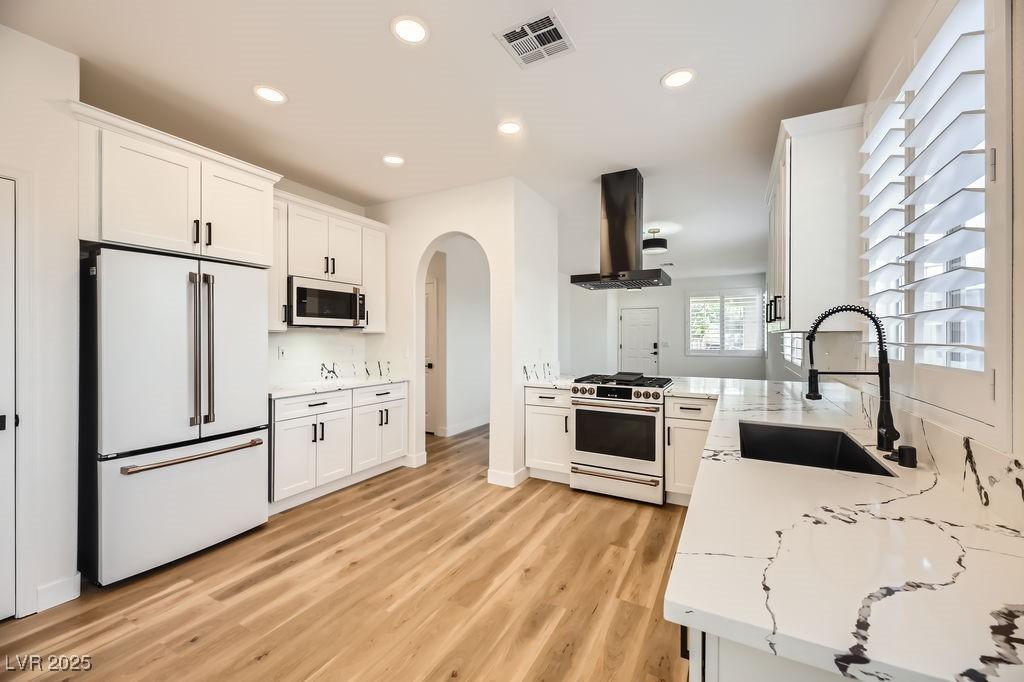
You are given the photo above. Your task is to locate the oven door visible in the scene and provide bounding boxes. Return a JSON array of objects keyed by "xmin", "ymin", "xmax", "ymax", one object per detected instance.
[
  {"xmin": 570, "ymin": 398, "xmax": 663, "ymax": 477},
  {"xmin": 289, "ymin": 276, "xmax": 365, "ymax": 328}
]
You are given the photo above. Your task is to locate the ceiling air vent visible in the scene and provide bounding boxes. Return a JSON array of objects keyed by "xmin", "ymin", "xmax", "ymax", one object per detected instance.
[{"xmin": 495, "ymin": 11, "xmax": 575, "ymax": 68}]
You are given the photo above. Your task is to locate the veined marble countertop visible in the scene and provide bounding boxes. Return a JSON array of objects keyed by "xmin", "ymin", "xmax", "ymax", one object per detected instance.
[
  {"xmin": 269, "ymin": 377, "xmax": 407, "ymax": 400},
  {"xmin": 663, "ymin": 378, "xmax": 1024, "ymax": 682},
  {"xmin": 523, "ymin": 376, "xmax": 574, "ymax": 390}
]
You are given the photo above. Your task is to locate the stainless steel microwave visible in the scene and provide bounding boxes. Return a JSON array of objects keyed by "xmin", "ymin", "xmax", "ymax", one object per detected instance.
[{"xmin": 288, "ymin": 276, "xmax": 366, "ymax": 328}]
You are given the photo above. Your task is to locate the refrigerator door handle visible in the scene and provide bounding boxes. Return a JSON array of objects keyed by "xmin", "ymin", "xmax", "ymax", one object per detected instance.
[
  {"xmin": 202, "ymin": 272, "xmax": 216, "ymax": 424},
  {"xmin": 189, "ymin": 272, "xmax": 202, "ymax": 427}
]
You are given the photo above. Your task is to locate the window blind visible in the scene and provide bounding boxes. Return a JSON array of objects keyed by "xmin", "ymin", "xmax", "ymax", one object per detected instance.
[
  {"xmin": 688, "ymin": 289, "xmax": 763, "ymax": 356},
  {"xmin": 860, "ymin": 0, "xmax": 986, "ymax": 371}
]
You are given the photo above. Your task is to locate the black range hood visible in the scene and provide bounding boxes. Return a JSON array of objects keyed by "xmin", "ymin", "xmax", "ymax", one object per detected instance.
[{"xmin": 570, "ymin": 168, "xmax": 671, "ymax": 290}]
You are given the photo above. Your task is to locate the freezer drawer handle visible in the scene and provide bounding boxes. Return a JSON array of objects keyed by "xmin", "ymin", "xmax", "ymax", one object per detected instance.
[
  {"xmin": 203, "ymin": 273, "xmax": 216, "ymax": 424},
  {"xmin": 571, "ymin": 400, "xmax": 660, "ymax": 413},
  {"xmin": 120, "ymin": 438, "xmax": 264, "ymax": 476},
  {"xmin": 189, "ymin": 272, "xmax": 202, "ymax": 427},
  {"xmin": 570, "ymin": 466, "xmax": 660, "ymax": 487}
]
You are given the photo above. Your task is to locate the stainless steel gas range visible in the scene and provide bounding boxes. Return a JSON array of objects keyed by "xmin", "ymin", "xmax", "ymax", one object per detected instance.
[{"xmin": 569, "ymin": 372, "xmax": 673, "ymax": 504}]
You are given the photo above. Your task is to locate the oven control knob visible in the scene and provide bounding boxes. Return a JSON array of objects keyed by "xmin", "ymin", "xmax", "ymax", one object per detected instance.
[
  {"xmin": 634, "ymin": 390, "xmax": 641, "ymax": 398},
  {"xmin": 571, "ymin": 386, "xmax": 578, "ymax": 394},
  {"xmin": 589, "ymin": 387, "xmax": 596, "ymax": 395},
  {"xmin": 643, "ymin": 391, "xmax": 651, "ymax": 399},
  {"xmin": 652, "ymin": 391, "xmax": 660, "ymax": 400}
]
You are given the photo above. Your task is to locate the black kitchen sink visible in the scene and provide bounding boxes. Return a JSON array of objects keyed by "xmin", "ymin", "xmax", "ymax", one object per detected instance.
[{"xmin": 738, "ymin": 422, "xmax": 894, "ymax": 477}]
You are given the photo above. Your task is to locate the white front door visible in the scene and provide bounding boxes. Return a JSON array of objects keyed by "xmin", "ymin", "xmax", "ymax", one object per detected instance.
[
  {"xmin": 424, "ymin": 280, "xmax": 438, "ymax": 434},
  {"xmin": 619, "ymin": 308, "xmax": 660, "ymax": 374},
  {"xmin": 0, "ymin": 178, "xmax": 15, "ymax": 619}
]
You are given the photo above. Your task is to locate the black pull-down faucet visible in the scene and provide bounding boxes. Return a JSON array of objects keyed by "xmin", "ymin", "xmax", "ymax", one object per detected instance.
[{"xmin": 804, "ymin": 304, "xmax": 900, "ymax": 452}]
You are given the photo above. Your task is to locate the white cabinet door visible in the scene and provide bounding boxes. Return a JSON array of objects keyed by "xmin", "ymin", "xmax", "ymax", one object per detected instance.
[
  {"xmin": 316, "ymin": 409, "xmax": 353, "ymax": 486},
  {"xmin": 361, "ymin": 227, "xmax": 386, "ymax": 334},
  {"xmin": 100, "ymin": 129, "xmax": 201, "ymax": 255},
  {"xmin": 200, "ymin": 161, "xmax": 274, "ymax": 266},
  {"xmin": 0, "ymin": 179, "xmax": 14, "ymax": 619},
  {"xmin": 665, "ymin": 419, "xmax": 710, "ymax": 496},
  {"xmin": 268, "ymin": 199, "xmax": 289, "ymax": 332},
  {"xmin": 98, "ymin": 249, "xmax": 200, "ymax": 456},
  {"xmin": 288, "ymin": 205, "xmax": 330, "ymax": 280},
  {"xmin": 198, "ymin": 260, "xmax": 268, "ymax": 438},
  {"xmin": 352, "ymin": 403, "xmax": 383, "ymax": 473},
  {"xmin": 273, "ymin": 416, "xmax": 318, "ymax": 501},
  {"xmin": 525, "ymin": 405, "xmax": 571, "ymax": 474},
  {"xmin": 380, "ymin": 399, "xmax": 407, "ymax": 462},
  {"xmin": 328, "ymin": 217, "xmax": 362, "ymax": 284}
]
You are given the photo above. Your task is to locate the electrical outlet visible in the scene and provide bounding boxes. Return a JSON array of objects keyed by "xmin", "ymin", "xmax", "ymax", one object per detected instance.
[{"xmin": 277, "ymin": 346, "xmax": 286, "ymax": 360}]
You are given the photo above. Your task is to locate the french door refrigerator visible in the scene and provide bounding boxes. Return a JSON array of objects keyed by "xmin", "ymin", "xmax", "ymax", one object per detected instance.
[{"xmin": 80, "ymin": 247, "xmax": 269, "ymax": 585}]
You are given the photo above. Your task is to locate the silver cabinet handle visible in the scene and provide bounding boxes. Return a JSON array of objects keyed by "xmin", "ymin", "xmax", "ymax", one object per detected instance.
[
  {"xmin": 570, "ymin": 466, "xmax": 660, "ymax": 487},
  {"xmin": 189, "ymin": 272, "xmax": 201, "ymax": 427},
  {"xmin": 120, "ymin": 438, "xmax": 263, "ymax": 476},
  {"xmin": 570, "ymin": 400, "xmax": 660, "ymax": 413},
  {"xmin": 202, "ymin": 272, "xmax": 216, "ymax": 424}
]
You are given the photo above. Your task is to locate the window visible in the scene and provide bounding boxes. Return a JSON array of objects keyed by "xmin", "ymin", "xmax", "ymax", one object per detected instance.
[
  {"xmin": 687, "ymin": 289, "xmax": 763, "ymax": 356},
  {"xmin": 858, "ymin": 0, "xmax": 1010, "ymax": 438},
  {"xmin": 782, "ymin": 333, "xmax": 804, "ymax": 368}
]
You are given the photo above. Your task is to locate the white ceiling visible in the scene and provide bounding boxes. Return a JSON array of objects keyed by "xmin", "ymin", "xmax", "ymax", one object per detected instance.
[{"xmin": 0, "ymin": 0, "xmax": 887, "ymax": 277}]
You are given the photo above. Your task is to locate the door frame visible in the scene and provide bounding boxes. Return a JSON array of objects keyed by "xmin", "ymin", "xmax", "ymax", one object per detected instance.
[
  {"xmin": 618, "ymin": 307, "xmax": 660, "ymax": 374},
  {"xmin": 2, "ymin": 168, "xmax": 40, "ymax": 617},
  {"xmin": 423, "ymin": 250, "xmax": 447, "ymax": 436}
]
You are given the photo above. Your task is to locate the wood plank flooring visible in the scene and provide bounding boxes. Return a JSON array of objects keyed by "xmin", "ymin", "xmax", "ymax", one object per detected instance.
[{"xmin": 0, "ymin": 426, "xmax": 688, "ymax": 681}]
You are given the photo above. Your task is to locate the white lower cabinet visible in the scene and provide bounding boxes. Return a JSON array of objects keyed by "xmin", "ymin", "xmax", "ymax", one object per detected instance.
[
  {"xmin": 525, "ymin": 404, "xmax": 571, "ymax": 473},
  {"xmin": 352, "ymin": 403, "xmax": 384, "ymax": 473},
  {"xmin": 380, "ymin": 399, "xmax": 408, "ymax": 462},
  {"xmin": 273, "ymin": 415, "xmax": 318, "ymax": 501},
  {"xmin": 689, "ymin": 629, "xmax": 836, "ymax": 681},
  {"xmin": 315, "ymin": 409, "xmax": 353, "ymax": 486},
  {"xmin": 665, "ymin": 418, "xmax": 711, "ymax": 500}
]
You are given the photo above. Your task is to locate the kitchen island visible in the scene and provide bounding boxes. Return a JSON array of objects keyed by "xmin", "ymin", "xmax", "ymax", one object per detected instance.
[{"xmin": 663, "ymin": 378, "xmax": 1024, "ymax": 682}]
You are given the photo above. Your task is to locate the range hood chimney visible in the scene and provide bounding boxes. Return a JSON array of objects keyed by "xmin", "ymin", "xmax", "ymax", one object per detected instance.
[{"xmin": 569, "ymin": 168, "xmax": 671, "ymax": 290}]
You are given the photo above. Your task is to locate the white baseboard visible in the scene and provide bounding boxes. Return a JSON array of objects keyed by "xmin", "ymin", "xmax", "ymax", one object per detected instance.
[
  {"xmin": 487, "ymin": 467, "xmax": 528, "ymax": 488},
  {"xmin": 404, "ymin": 451, "xmax": 427, "ymax": 468},
  {"xmin": 666, "ymin": 491, "xmax": 692, "ymax": 507},
  {"xmin": 435, "ymin": 415, "xmax": 489, "ymax": 438},
  {"xmin": 528, "ymin": 468, "xmax": 569, "ymax": 484},
  {"xmin": 36, "ymin": 572, "xmax": 81, "ymax": 612},
  {"xmin": 270, "ymin": 458, "xmax": 406, "ymax": 515}
]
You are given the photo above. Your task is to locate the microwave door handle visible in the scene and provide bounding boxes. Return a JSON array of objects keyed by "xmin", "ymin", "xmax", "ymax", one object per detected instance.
[
  {"xmin": 189, "ymin": 272, "xmax": 201, "ymax": 427},
  {"xmin": 203, "ymin": 272, "xmax": 216, "ymax": 424}
]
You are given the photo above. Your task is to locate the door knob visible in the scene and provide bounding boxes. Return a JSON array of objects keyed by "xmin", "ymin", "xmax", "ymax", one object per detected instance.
[{"xmin": 426, "ymin": 362, "xmax": 434, "ymax": 369}]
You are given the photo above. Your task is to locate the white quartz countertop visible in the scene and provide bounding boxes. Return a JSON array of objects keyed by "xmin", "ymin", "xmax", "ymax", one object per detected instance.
[
  {"xmin": 523, "ymin": 376, "xmax": 574, "ymax": 390},
  {"xmin": 663, "ymin": 378, "xmax": 1024, "ymax": 681},
  {"xmin": 269, "ymin": 377, "xmax": 407, "ymax": 399}
]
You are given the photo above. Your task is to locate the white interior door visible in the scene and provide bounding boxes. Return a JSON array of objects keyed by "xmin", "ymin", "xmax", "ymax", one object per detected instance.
[
  {"xmin": 98, "ymin": 249, "xmax": 201, "ymax": 456},
  {"xmin": 0, "ymin": 178, "xmax": 15, "ymax": 619},
  {"xmin": 199, "ymin": 260, "xmax": 268, "ymax": 437},
  {"xmin": 619, "ymin": 308, "xmax": 660, "ymax": 374},
  {"xmin": 424, "ymin": 279, "xmax": 438, "ymax": 434}
]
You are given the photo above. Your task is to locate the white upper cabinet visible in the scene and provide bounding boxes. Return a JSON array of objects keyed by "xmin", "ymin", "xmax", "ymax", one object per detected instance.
[
  {"xmin": 200, "ymin": 162, "xmax": 274, "ymax": 266},
  {"xmin": 74, "ymin": 102, "xmax": 281, "ymax": 267},
  {"xmin": 268, "ymin": 200, "xmax": 289, "ymax": 332},
  {"xmin": 361, "ymin": 228, "xmax": 387, "ymax": 334},
  {"xmin": 100, "ymin": 129, "xmax": 202, "ymax": 255},
  {"xmin": 328, "ymin": 217, "xmax": 362, "ymax": 285},
  {"xmin": 288, "ymin": 204, "xmax": 331, "ymax": 279}
]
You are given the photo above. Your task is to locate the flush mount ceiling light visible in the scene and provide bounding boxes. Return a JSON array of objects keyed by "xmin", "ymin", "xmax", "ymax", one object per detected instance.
[
  {"xmin": 660, "ymin": 68, "xmax": 695, "ymax": 89},
  {"xmin": 643, "ymin": 227, "xmax": 669, "ymax": 254},
  {"xmin": 497, "ymin": 120, "xmax": 522, "ymax": 135},
  {"xmin": 253, "ymin": 84, "xmax": 287, "ymax": 104},
  {"xmin": 382, "ymin": 154, "xmax": 405, "ymax": 167},
  {"xmin": 391, "ymin": 16, "xmax": 429, "ymax": 44}
]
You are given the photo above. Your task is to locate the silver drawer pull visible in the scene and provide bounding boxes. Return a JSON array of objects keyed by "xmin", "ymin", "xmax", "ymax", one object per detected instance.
[
  {"xmin": 570, "ymin": 466, "xmax": 660, "ymax": 487},
  {"xmin": 571, "ymin": 400, "xmax": 660, "ymax": 413},
  {"xmin": 120, "ymin": 438, "xmax": 263, "ymax": 476}
]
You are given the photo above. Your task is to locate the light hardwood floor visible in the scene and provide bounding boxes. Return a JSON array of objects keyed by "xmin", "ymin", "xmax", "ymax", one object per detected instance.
[{"xmin": 0, "ymin": 426, "xmax": 689, "ymax": 681}]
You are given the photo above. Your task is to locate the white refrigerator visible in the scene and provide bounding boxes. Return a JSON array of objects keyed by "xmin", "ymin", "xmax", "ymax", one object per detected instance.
[{"xmin": 80, "ymin": 247, "xmax": 269, "ymax": 585}]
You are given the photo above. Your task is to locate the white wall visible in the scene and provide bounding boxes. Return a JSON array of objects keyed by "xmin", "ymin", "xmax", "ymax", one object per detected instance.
[
  {"xmin": 367, "ymin": 177, "xmax": 558, "ymax": 485},
  {"xmin": 435, "ymin": 235, "xmax": 490, "ymax": 436},
  {"xmin": 559, "ymin": 280, "xmax": 619, "ymax": 377},
  {"xmin": 0, "ymin": 25, "xmax": 80, "ymax": 612}
]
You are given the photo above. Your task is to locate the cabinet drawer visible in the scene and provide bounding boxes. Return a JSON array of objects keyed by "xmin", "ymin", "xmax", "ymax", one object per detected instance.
[
  {"xmin": 525, "ymin": 388, "xmax": 570, "ymax": 408},
  {"xmin": 353, "ymin": 382, "xmax": 407, "ymax": 407},
  {"xmin": 274, "ymin": 390, "xmax": 353, "ymax": 422},
  {"xmin": 666, "ymin": 397, "xmax": 717, "ymax": 422}
]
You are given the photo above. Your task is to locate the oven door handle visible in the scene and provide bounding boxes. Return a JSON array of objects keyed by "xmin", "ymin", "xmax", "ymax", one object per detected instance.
[
  {"xmin": 570, "ymin": 466, "xmax": 660, "ymax": 487},
  {"xmin": 571, "ymin": 400, "xmax": 661, "ymax": 413}
]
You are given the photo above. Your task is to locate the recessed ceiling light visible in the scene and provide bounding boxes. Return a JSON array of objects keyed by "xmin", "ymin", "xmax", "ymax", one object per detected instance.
[
  {"xmin": 497, "ymin": 120, "xmax": 522, "ymax": 135},
  {"xmin": 391, "ymin": 16, "xmax": 428, "ymax": 44},
  {"xmin": 661, "ymin": 68, "xmax": 695, "ymax": 89},
  {"xmin": 382, "ymin": 154, "xmax": 405, "ymax": 167},
  {"xmin": 253, "ymin": 84, "xmax": 288, "ymax": 104}
]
